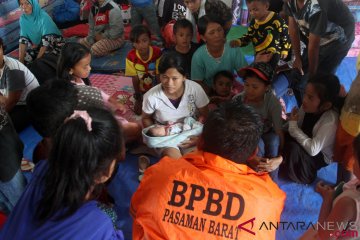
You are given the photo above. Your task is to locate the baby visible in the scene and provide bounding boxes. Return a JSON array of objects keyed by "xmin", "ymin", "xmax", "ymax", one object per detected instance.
[{"xmin": 147, "ymin": 117, "xmax": 201, "ymax": 137}]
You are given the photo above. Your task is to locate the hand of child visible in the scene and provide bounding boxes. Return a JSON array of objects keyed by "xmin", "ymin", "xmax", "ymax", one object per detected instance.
[
  {"xmin": 316, "ymin": 181, "xmax": 335, "ymax": 200},
  {"xmin": 293, "ymin": 57, "xmax": 304, "ymax": 76},
  {"xmin": 289, "ymin": 107, "xmax": 299, "ymax": 121},
  {"xmin": 255, "ymin": 51, "xmax": 273, "ymax": 63},
  {"xmin": 247, "ymin": 156, "xmax": 263, "ymax": 172},
  {"xmin": 257, "ymin": 156, "xmax": 283, "ymax": 172},
  {"xmin": 280, "ymin": 52, "xmax": 288, "ymax": 60},
  {"xmin": 114, "ymin": 102, "xmax": 127, "ymax": 115},
  {"xmin": 230, "ymin": 40, "xmax": 241, "ymax": 48}
]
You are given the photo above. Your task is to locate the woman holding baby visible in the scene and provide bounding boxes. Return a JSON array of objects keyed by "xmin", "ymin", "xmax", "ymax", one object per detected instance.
[{"xmin": 141, "ymin": 52, "xmax": 209, "ymax": 159}]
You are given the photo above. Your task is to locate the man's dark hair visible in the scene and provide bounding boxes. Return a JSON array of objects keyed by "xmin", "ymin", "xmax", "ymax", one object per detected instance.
[
  {"xmin": 202, "ymin": 102, "xmax": 263, "ymax": 164},
  {"xmin": 26, "ymin": 80, "xmax": 78, "ymax": 137}
]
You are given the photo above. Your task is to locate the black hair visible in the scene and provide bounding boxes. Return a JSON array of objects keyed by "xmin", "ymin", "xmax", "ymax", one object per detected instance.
[
  {"xmin": 158, "ymin": 52, "xmax": 186, "ymax": 76},
  {"xmin": 173, "ymin": 19, "xmax": 193, "ymax": 35},
  {"xmin": 197, "ymin": 14, "xmax": 223, "ymax": 36},
  {"xmin": 36, "ymin": 107, "xmax": 123, "ymax": 221},
  {"xmin": 26, "ymin": 80, "xmax": 78, "ymax": 138},
  {"xmin": 354, "ymin": 134, "xmax": 360, "ymax": 163},
  {"xmin": 205, "ymin": 0, "xmax": 233, "ymax": 25},
  {"xmin": 130, "ymin": 25, "xmax": 151, "ymax": 43},
  {"xmin": 307, "ymin": 72, "xmax": 341, "ymax": 110},
  {"xmin": 245, "ymin": 0, "xmax": 269, "ymax": 4},
  {"xmin": 243, "ymin": 71, "xmax": 271, "ymax": 85},
  {"xmin": 213, "ymin": 70, "xmax": 234, "ymax": 84},
  {"xmin": 57, "ymin": 42, "xmax": 91, "ymax": 85},
  {"xmin": 202, "ymin": 102, "xmax": 263, "ymax": 164},
  {"xmin": 0, "ymin": 37, "xmax": 6, "ymax": 51}
]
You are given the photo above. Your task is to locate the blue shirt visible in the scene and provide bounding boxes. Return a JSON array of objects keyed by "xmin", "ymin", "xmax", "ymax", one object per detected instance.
[{"xmin": 0, "ymin": 161, "xmax": 124, "ymax": 240}]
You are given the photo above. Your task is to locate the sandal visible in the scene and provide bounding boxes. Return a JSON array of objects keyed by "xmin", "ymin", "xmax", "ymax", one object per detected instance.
[{"xmin": 138, "ymin": 155, "xmax": 150, "ymax": 182}]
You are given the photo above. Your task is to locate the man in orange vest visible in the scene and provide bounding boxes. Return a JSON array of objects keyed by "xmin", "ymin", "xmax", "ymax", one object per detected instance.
[{"xmin": 131, "ymin": 102, "xmax": 286, "ymax": 240}]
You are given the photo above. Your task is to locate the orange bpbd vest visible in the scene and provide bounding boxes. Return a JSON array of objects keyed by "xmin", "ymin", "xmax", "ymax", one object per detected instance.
[{"xmin": 131, "ymin": 151, "xmax": 286, "ymax": 240}]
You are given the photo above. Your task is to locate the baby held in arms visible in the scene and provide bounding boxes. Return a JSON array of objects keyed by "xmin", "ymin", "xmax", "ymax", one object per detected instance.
[{"xmin": 147, "ymin": 117, "xmax": 202, "ymax": 137}]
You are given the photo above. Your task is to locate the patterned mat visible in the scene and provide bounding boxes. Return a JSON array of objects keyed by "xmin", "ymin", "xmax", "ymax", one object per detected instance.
[{"xmin": 90, "ymin": 73, "xmax": 140, "ymax": 122}]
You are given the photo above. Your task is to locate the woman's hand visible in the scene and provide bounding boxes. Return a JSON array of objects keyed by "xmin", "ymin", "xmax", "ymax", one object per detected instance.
[
  {"xmin": 178, "ymin": 136, "xmax": 199, "ymax": 149},
  {"xmin": 316, "ymin": 181, "xmax": 334, "ymax": 200},
  {"xmin": 289, "ymin": 107, "xmax": 299, "ymax": 121}
]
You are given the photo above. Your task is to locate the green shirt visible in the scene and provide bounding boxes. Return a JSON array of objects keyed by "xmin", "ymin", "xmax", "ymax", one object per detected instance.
[{"xmin": 191, "ymin": 41, "xmax": 247, "ymax": 87}]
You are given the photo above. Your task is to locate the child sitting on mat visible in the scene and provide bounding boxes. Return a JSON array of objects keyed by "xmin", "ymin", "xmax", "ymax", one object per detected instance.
[
  {"xmin": 229, "ymin": 0, "xmax": 290, "ymax": 69},
  {"xmin": 209, "ymin": 70, "xmax": 235, "ymax": 107},
  {"xmin": 125, "ymin": 25, "xmax": 162, "ymax": 115},
  {"xmin": 58, "ymin": 42, "xmax": 142, "ymax": 143},
  {"xmin": 79, "ymin": 0, "xmax": 125, "ymax": 57},
  {"xmin": 301, "ymin": 134, "xmax": 360, "ymax": 239}
]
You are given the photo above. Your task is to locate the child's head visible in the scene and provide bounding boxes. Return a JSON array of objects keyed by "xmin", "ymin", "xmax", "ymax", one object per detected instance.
[
  {"xmin": 213, "ymin": 70, "xmax": 234, "ymax": 97},
  {"xmin": 246, "ymin": 0, "xmax": 269, "ymax": 21},
  {"xmin": 239, "ymin": 62, "xmax": 273, "ymax": 102},
  {"xmin": 302, "ymin": 72, "xmax": 340, "ymax": 114},
  {"xmin": 183, "ymin": 0, "xmax": 201, "ymax": 14},
  {"xmin": 173, "ymin": 19, "xmax": 193, "ymax": 49},
  {"xmin": 148, "ymin": 125, "xmax": 166, "ymax": 137},
  {"xmin": 57, "ymin": 42, "xmax": 91, "ymax": 81},
  {"xmin": 26, "ymin": 80, "xmax": 78, "ymax": 138},
  {"xmin": 130, "ymin": 25, "xmax": 151, "ymax": 55},
  {"xmin": 200, "ymin": 101, "xmax": 263, "ymax": 164},
  {"xmin": 37, "ymin": 107, "xmax": 124, "ymax": 221},
  {"xmin": 353, "ymin": 134, "xmax": 360, "ymax": 179}
]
